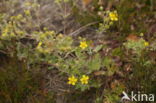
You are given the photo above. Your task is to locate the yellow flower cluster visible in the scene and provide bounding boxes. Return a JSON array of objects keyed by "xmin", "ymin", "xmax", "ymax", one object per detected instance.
[
  {"xmin": 1, "ymin": 22, "xmax": 15, "ymax": 39},
  {"xmin": 35, "ymin": 31, "xmax": 74, "ymax": 53},
  {"xmin": 109, "ymin": 11, "xmax": 118, "ymax": 21},
  {"xmin": 79, "ymin": 41, "xmax": 88, "ymax": 49},
  {"xmin": 39, "ymin": 31, "xmax": 55, "ymax": 40},
  {"xmin": 10, "ymin": 14, "xmax": 25, "ymax": 22},
  {"xmin": 68, "ymin": 75, "xmax": 89, "ymax": 86}
]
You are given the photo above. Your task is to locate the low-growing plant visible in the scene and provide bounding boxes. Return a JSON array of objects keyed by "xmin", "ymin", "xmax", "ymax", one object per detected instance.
[{"xmin": 0, "ymin": 0, "xmax": 155, "ymax": 103}]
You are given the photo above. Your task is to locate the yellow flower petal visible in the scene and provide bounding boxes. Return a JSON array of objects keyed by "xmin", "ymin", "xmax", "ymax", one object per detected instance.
[{"xmin": 144, "ymin": 42, "xmax": 149, "ymax": 46}]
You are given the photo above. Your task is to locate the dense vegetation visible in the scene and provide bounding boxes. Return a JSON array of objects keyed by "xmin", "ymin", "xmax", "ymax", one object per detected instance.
[{"xmin": 0, "ymin": 0, "xmax": 155, "ymax": 103}]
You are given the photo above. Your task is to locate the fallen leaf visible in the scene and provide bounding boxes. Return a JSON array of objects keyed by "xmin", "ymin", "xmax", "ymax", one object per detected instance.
[{"xmin": 126, "ymin": 34, "xmax": 140, "ymax": 41}]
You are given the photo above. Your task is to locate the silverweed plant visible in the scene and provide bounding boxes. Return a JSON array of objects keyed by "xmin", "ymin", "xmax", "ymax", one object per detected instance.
[
  {"xmin": 124, "ymin": 35, "xmax": 150, "ymax": 56},
  {"xmin": 98, "ymin": 10, "xmax": 118, "ymax": 33},
  {"xmin": 0, "ymin": 8, "xmax": 120, "ymax": 91},
  {"xmin": 0, "ymin": 5, "xmax": 118, "ymax": 91}
]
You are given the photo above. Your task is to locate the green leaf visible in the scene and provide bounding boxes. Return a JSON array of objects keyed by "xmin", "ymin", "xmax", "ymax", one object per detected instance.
[
  {"xmin": 103, "ymin": 57, "xmax": 112, "ymax": 68},
  {"xmin": 93, "ymin": 45, "xmax": 103, "ymax": 53},
  {"xmin": 88, "ymin": 54, "xmax": 101, "ymax": 73}
]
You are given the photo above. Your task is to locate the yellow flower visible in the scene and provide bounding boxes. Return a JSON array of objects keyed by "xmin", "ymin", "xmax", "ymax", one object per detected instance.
[
  {"xmin": 68, "ymin": 76, "xmax": 78, "ymax": 85},
  {"xmin": 24, "ymin": 10, "xmax": 31, "ymax": 15},
  {"xmin": 109, "ymin": 11, "xmax": 118, "ymax": 21},
  {"xmin": 80, "ymin": 75, "xmax": 89, "ymax": 85},
  {"xmin": 79, "ymin": 41, "xmax": 88, "ymax": 49},
  {"xmin": 144, "ymin": 41, "xmax": 149, "ymax": 46}
]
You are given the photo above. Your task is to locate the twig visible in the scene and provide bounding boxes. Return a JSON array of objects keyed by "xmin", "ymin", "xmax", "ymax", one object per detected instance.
[{"xmin": 69, "ymin": 21, "xmax": 99, "ymax": 36}]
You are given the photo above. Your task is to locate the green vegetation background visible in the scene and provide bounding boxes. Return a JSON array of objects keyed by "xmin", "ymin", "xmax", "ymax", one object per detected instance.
[{"xmin": 0, "ymin": 0, "xmax": 155, "ymax": 103}]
